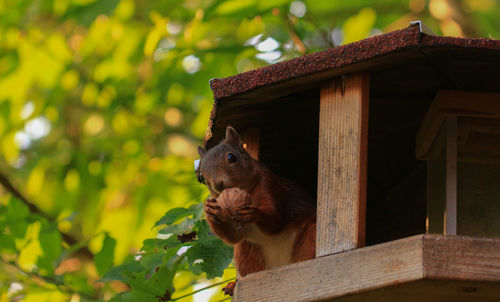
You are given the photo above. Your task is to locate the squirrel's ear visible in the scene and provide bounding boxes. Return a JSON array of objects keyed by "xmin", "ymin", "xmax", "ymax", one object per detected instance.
[
  {"xmin": 224, "ymin": 126, "xmax": 242, "ymax": 146},
  {"xmin": 197, "ymin": 146, "xmax": 205, "ymax": 157}
]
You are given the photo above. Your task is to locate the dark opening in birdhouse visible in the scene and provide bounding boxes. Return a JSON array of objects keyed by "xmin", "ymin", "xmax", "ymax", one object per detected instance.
[
  {"xmin": 417, "ymin": 90, "xmax": 500, "ymax": 237},
  {"xmin": 204, "ymin": 88, "xmax": 320, "ymax": 201}
]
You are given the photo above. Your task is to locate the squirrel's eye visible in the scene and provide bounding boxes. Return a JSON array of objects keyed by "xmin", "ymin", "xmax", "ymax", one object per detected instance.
[
  {"xmin": 227, "ymin": 153, "xmax": 237, "ymax": 163},
  {"xmin": 197, "ymin": 173, "xmax": 205, "ymax": 184}
]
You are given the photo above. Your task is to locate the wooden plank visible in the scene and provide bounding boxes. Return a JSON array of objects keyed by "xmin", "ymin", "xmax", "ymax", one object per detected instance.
[
  {"xmin": 317, "ymin": 73, "xmax": 369, "ymax": 256},
  {"xmin": 445, "ymin": 116, "xmax": 457, "ymax": 235},
  {"xmin": 416, "ymin": 90, "xmax": 500, "ymax": 159},
  {"xmin": 235, "ymin": 235, "xmax": 500, "ymax": 302},
  {"xmin": 423, "ymin": 235, "xmax": 500, "ymax": 281},
  {"xmin": 332, "ymin": 280, "xmax": 500, "ymax": 302},
  {"xmin": 243, "ymin": 128, "xmax": 260, "ymax": 160},
  {"xmin": 237, "ymin": 235, "xmax": 425, "ymax": 302}
]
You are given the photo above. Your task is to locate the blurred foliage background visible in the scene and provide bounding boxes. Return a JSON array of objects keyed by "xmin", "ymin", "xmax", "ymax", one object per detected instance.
[{"xmin": 0, "ymin": 0, "xmax": 498, "ymax": 301}]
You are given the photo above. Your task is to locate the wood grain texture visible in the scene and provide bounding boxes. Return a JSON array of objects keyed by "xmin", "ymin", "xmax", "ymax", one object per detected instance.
[
  {"xmin": 416, "ymin": 90, "xmax": 500, "ymax": 159},
  {"xmin": 317, "ymin": 73, "xmax": 369, "ymax": 256},
  {"xmin": 423, "ymin": 235, "xmax": 500, "ymax": 281},
  {"xmin": 237, "ymin": 235, "xmax": 424, "ymax": 302},
  {"xmin": 243, "ymin": 128, "xmax": 260, "ymax": 160},
  {"xmin": 330, "ymin": 280, "xmax": 500, "ymax": 302},
  {"xmin": 234, "ymin": 235, "xmax": 500, "ymax": 302}
]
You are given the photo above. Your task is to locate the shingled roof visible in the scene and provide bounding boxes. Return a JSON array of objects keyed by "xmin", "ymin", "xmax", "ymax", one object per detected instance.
[
  {"xmin": 210, "ymin": 23, "xmax": 500, "ymax": 100},
  {"xmin": 204, "ymin": 23, "xmax": 500, "ymax": 148}
]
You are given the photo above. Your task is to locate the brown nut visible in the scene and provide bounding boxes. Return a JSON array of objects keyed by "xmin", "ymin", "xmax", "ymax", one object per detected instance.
[{"xmin": 216, "ymin": 187, "xmax": 251, "ymax": 220}]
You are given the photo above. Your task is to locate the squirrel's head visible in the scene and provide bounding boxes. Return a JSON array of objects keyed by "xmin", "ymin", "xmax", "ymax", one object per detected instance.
[{"xmin": 197, "ymin": 126, "xmax": 256, "ymax": 198}]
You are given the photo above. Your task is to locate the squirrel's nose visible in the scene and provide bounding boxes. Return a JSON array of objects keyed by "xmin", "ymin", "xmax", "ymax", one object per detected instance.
[{"xmin": 214, "ymin": 181, "xmax": 225, "ymax": 193}]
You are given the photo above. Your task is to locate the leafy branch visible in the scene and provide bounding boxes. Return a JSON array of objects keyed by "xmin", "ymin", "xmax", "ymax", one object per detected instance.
[
  {"xmin": 101, "ymin": 203, "xmax": 235, "ymax": 301},
  {"xmin": 0, "ymin": 171, "xmax": 94, "ymax": 259}
]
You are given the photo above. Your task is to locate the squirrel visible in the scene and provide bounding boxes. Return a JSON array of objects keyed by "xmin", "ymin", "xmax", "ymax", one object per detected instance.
[{"xmin": 197, "ymin": 126, "xmax": 316, "ymax": 296}]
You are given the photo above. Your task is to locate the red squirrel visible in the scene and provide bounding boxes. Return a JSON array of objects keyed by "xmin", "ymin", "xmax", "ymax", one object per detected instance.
[{"xmin": 197, "ymin": 126, "xmax": 316, "ymax": 295}]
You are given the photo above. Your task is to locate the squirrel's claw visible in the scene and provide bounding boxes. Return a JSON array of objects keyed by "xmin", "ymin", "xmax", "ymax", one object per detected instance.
[
  {"xmin": 232, "ymin": 206, "xmax": 258, "ymax": 223},
  {"xmin": 204, "ymin": 201, "xmax": 223, "ymax": 225},
  {"xmin": 205, "ymin": 202, "xmax": 221, "ymax": 211},
  {"xmin": 207, "ymin": 213, "xmax": 222, "ymax": 225},
  {"xmin": 222, "ymin": 281, "xmax": 236, "ymax": 296}
]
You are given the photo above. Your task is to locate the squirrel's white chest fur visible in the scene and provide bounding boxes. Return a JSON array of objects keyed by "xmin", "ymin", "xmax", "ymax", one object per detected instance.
[{"xmin": 245, "ymin": 224, "xmax": 297, "ymax": 269}]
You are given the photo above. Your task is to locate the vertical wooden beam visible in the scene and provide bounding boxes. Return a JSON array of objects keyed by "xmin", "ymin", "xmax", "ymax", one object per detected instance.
[
  {"xmin": 317, "ymin": 74, "xmax": 369, "ymax": 257},
  {"xmin": 426, "ymin": 116, "xmax": 458, "ymax": 236},
  {"xmin": 243, "ymin": 128, "xmax": 260, "ymax": 160},
  {"xmin": 445, "ymin": 116, "xmax": 457, "ymax": 235}
]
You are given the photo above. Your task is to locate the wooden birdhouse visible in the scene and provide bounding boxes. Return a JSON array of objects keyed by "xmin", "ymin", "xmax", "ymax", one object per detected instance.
[{"xmin": 203, "ymin": 22, "xmax": 500, "ymax": 301}]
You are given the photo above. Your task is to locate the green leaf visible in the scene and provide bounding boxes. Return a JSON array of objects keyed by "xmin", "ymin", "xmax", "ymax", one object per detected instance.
[
  {"xmin": 194, "ymin": 220, "xmax": 211, "ymax": 239},
  {"xmin": 4, "ymin": 198, "xmax": 29, "ymax": 238},
  {"xmin": 0, "ymin": 234, "xmax": 16, "ymax": 253},
  {"xmin": 143, "ymin": 265, "xmax": 175, "ymax": 297},
  {"xmin": 154, "ymin": 208, "xmax": 193, "ymax": 228},
  {"xmin": 191, "ymin": 202, "xmax": 205, "ymax": 220},
  {"xmin": 185, "ymin": 236, "xmax": 233, "ymax": 279},
  {"xmin": 7, "ymin": 197, "xmax": 29, "ymax": 219},
  {"xmin": 36, "ymin": 224, "xmax": 63, "ymax": 274},
  {"xmin": 158, "ymin": 218, "xmax": 195, "ymax": 235},
  {"xmin": 63, "ymin": 0, "xmax": 121, "ymax": 26},
  {"xmin": 139, "ymin": 252, "xmax": 164, "ymax": 271},
  {"xmin": 258, "ymin": 0, "xmax": 291, "ymax": 10},
  {"xmin": 342, "ymin": 8, "xmax": 377, "ymax": 44},
  {"xmin": 100, "ymin": 260, "xmax": 144, "ymax": 282},
  {"xmin": 141, "ymin": 237, "xmax": 181, "ymax": 253},
  {"xmin": 9, "ymin": 221, "xmax": 28, "ymax": 238},
  {"xmin": 154, "ymin": 203, "xmax": 204, "ymax": 228},
  {"xmin": 39, "ymin": 225, "xmax": 62, "ymax": 260},
  {"xmin": 95, "ymin": 233, "xmax": 116, "ymax": 276},
  {"xmin": 215, "ymin": 0, "xmax": 257, "ymax": 16},
  {"xmin": 64, "ymin": 274, "xmax": 95, "ymax": 295},
  {"xmin": 108, "ymin": 291, "xmax": 158, "ymax": 302}
]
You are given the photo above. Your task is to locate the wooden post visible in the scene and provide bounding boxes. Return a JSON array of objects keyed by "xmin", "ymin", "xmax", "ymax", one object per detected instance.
[
  {"xmin": 243, "ymin": 128, "xmax": 260, "ymax": 160},
  {"xmin": 425, "ymin": 116, "xmax": 458, "ymax": 236},
  {"xmin": 444, "ymin": 116, "xmax": 457, "ymax": 235},
  {"xmin": 317, "ymin": 74, "xmax": 369, "ymax": 257}
]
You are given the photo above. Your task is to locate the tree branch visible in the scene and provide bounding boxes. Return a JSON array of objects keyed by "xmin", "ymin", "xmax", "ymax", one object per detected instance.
[
  {"xmin": 285, "ymin": 15, "xmax": 307, "ymax": 55},
  {"xmin": 170, "ymin": 278, "xmax": 236, "ymax": 301}
]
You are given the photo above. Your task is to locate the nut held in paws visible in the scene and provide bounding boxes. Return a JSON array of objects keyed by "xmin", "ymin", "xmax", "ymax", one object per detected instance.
[{"xmin": 217, "ymin": 187, "xmax": 251, "ymax": 220}]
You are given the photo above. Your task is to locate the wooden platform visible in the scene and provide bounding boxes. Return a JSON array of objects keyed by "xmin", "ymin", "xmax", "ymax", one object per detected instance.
[{"xmin": 234, "ymin": 234, "xmax": 500, "ymax": 302}]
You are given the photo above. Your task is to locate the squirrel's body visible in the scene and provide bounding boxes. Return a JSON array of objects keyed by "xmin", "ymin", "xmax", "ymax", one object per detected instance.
[{"xmin": 197, "ymin": 127, "xmax": 316, "ymax": 294}]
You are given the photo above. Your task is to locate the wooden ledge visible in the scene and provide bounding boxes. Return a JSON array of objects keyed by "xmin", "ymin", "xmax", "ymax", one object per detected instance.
[{"xmin": 234, "ymin": 234, "xmax": 500, "ymax": 302}]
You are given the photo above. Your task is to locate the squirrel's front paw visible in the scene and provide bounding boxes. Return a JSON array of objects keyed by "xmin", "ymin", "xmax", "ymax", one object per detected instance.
[
  {"xmin": 222, "ymin": 281, "xmax": 236, "ymax": 296},
  {"xmin": 204, "ymin": 199, "xmax": 223, "ymax": 224},
  {"xmin": 231, "ymin": 205, "xmax": 259, "ymax": 225}
]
